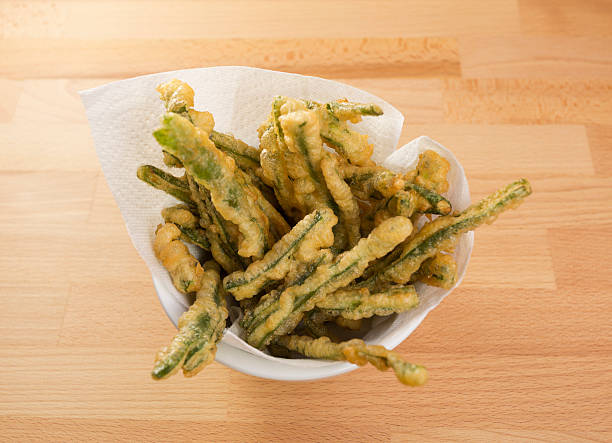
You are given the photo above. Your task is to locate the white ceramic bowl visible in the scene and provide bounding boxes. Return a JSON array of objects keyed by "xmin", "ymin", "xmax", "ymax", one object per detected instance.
[{"xmin": 154, "ymin": 136, "xmax": 473, "ymax": 382}]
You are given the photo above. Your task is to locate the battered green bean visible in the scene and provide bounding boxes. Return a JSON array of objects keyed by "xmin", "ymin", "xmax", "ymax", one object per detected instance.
[
  {"xmin": 136, "ymin": 165, "xmax": 194, "ymax": 207},
  {"xmin": 274, "ymin": 335, "xmax": 428, "ymax": 387},
  {"xmin": 259, "ymin": 123, "xmax": 300, "ymax": 218},
  {"xmin": 414, "ymin": 149, "xmax": 450, "ymax": 194},
  {"xmin": 161, "ymin": 205, "xmax": 210, "ymax": 251},
  {"xmin": 316, "ymin": 100, "xmax": 382, "ymax": 165},
  {"xmin": 414, "ymin": 253, "xmax": 457, "ymax": 289},
  {"xmin": 321, "ymin": 153, "xmax": 361, "ymax": 248},
  {"xmin": 152, "ymin": 261, "xmax": 227, "ymax": 379},
  {"xmin": 187, "ymin": 176, "xmax": 245, "ymax": 273},
  {"xmin": 378, "ymin": 179, "xmax": 532, "ymax": 285},
  {"xmin": 209, "ymin": 130, "xmax": 261, "ymax": 172},
  {"xmin": 326, "ymin": 101, "xmax": 384, "ymax": 121},
  {"xmin": 153, "ymin": 223, "xmax": 204, "ymax": 294},
  {"xmin": 154, "ymin": 112, "xmax": 271, "ymax": 258},
  {"xmin": 317, "ymin": 285, "xmax": 419, "ymax": 320},
  {"xmin": 224, "ymin": 208, "xmax": 336, "ymax": 300},
  {"xmin": 243, "ymin": 216, "xmax": 413, "ymax": 349}
]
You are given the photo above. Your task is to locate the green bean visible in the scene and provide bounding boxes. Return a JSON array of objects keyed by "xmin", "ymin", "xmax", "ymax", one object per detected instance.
[
  {"xmin": 316, "ymin": 101, "xmax": 382, "ymax": 165},
  {"xmin": 187, "ymin": 176, "xmax": 245, "ymax": 273},
  {"xmin": 413, "ymin": 149, "xmax": 450, "ymax": 194},
  {"xmin": 378, "ymin": 179, "xmax": 532, "ymax": 285},
  {"xmin": 136, "ymin": 165, "xmax": 194, "ymax": 207},
  {"xmin": 259, "ymin": 123, "xmax": 300, "ymax": 218},
  {"xmin": 243, "ymin": 216, "xmax": 413, "ymax": 349},
  {"xmin": 154, "ymin": 112, "xmax": 271, "ymax": 258},
  {"xmin": 152, "ymin": 262, "xmax": 227, "ymax": 380},
  {"xmin": 224, "ymin": 208, "xmax": 337, "ymax": 300},
  {"xmin": 161, "ymin": 205, "xmax": 210, "ymax": 251},
  {"xmin": 414, "ymin": 253, "xmax": 457, "ymax": 289},
  {"xmin": 321, "ymin": 153, "xmax": 361, "ymax": 248},
  {"xmin": 326, "ymin": 101, "xmax": 383, "ymax": 121},
  {"xmin": 405, "ymin": 183, "xmax": 452, "ymax": 215},
  {"xmin": 210, "ymin": 130, "xmax": 261, "ymax": 172},
  {"xmin": 153, "ymin": 223, "xmax": 204, "ymax": 294},
  {"xmin": 317, "ymin": 285, "xmax": 419, "ymax": 320},
  {"xmin": 274, "ymin": 335, "xmax": 428, "ymax": 387}
]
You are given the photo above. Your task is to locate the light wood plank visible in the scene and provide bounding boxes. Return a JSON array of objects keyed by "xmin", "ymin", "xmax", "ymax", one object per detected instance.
[
  {"xmin": 0, "ymin": 38, "xmax": 460, "ymax": 79},
  {"xmin": 0, "ymin": 1, "xmax": 521, "ymax": 39},
  {"xmin": 0, "ymin": 171, "xmax": 97, "ymax": 223},
  {"xmin": 519, "ymin": 0, "xmax": 612, "ymax": 36},
  {"xmin": 0, "ymin": 285, "xmax": 69, "ymax": 347},
  {"xmin": 586, "ymin": 124, "xmax": 612, "ymax": 176},
  {"xmin": 460, "ymin": 35, "xmax": 612, "ymax": 78},
  {"xmin": 0, "ymin": 348, "xmax": 231, "ymax": 420},
  {"xmin": 443, "ymin": 79, "xmax": 612, "ymax": 125},
  {"xmin": 58, "ymin": 281, "xmax": 174, "ymax": 348},
  {"xmin": 465, "ymin": 228, "xmax": 555, "ymax": 289},
  {"xmin": 0, "ymin": 223, "xmax": 147, "ymax": 285},
  {"xmin": 0, "ymin": 78, "xmax": 22, "ymax": 122},
  {"xmin": 0, "ymin": 122, "xmax": 98, "ymax": 172}
]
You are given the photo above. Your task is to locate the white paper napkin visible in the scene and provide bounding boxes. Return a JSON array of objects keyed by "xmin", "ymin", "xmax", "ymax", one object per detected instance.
[{"xmin": 80, "ymin": 67, "xmax": 472, "ymax": 367}]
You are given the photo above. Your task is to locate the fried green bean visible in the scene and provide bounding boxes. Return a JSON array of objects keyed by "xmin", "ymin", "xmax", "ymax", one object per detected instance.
[
  {"xmin": 316, "ymin": 101, "xmax": 381, "ymax": 166},
  {"xmin": 321, "ymin": 153, "xmax": 361, "ymax": 248},
  {"xmin": 378, "ymin": 179, "xmax": 532, "ymax": 285},
  {"xmin": 209, "ymin": 130, "xmax": 261, "ymax": 172},
  {"xmin": 326, "ymin": 100, "xmax": 383, "ymax": 122},
  {"xmin": 136, "ymin": 165, "xmax": 194, "ymax": 207},
  {"xmin": 274, "ymin": 335, "xmax": 428, "ymax": 387},
  {"xmin": 413, "ymin": 149, "xmax": 450, "ymax": 194},
  {"xmin": 152, "ymin": 261, "xmax": 228, "ymax": 380},
  {"xmin": 405, "ymin": 183, "xmax": 452, "ymax": 215},
  {"xmin": 224, "ymin": 208, "xmax": 337, "ymax": 300},
  {"xmin": 414, "ymin": 253, "xmax": 457, "ymax": 289},
  {"xmin": 259, "ymin": 123, "xmax": 300, "ymax": 218},
  {"xmin": 161, "ymin": 205, "xmax": 210, "ymax": 251},
  {"xmin": 243, "ymin": 216, "xmax": 413, "ymax": 349},
  {"xmin": 341, "ymin": 163, "xmax": 405, "ymax": 200},
  {"xmin": 275, "ymin": 97, "xmax": 334, "ymax": 213},
  {"xmin": 154, "ymin": 112, "xmax": 271, "ymax": 258},
  {"xmin": 153, "ymin": 223, "xmax": 204, "ymax": 294},
  {"xmin": 317, "ymin": 285, "xmax": 419, "ymax": 320}
]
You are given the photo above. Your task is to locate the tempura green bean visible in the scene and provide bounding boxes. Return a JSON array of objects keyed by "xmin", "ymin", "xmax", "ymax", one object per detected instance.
[{"xmin": 274, "ymin": 335, "xmax": 428, "ymax": 387}]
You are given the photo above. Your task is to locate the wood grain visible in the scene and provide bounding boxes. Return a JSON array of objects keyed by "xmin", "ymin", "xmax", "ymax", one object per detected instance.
[
  {"xmin": 1, "ymin": 1, "xmax": 611, "ymax": 441},
  {"xmin": 0, "ymin": 38, "xmax": 460, "ymax": 79}
]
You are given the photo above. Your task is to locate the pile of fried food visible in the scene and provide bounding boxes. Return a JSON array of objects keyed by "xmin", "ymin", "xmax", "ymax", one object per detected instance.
[{"xmin": 137, "ymin": 79, "xmax": 532, "ymax": 386}]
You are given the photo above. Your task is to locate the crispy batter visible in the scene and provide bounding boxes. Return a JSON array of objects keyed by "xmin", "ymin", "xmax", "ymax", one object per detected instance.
[
  {"xmin": 161, "ymin": 205, "xmax": 210, "ymax": 251},
  {"xmin": 321, "ymin": 153, "xmax": 361, "ymax": 248},
  {"xmin": 243, "ymin": 216, "xmax": 413, "ymax": 349},
  {"xmin": 153, "ymin": 223, "xmax": 204, "ymax": 294},
  {"xmin": 316, "ymin": 100, "xmax": 381, "ymax": 165},
  {"xmin": 154, "ymin": 113, "xmax": 271, "ymax": 258},
  {"xmin": 317, "ymin": 285, "xmax": 419, "ymax": 320},
  {"xmin": 414, "ymin": 253, "xmax": 457, "ymax": 289},
  {"xmin": 414, "ymin": 150, "xmax": 450, "ymax": 194},
  {"xmin": 224, "ymin": 208, "xmax": 337, "ymax": 300},
  {"xmin": 152, "ymin": 261, "xmax": 227, "ymax": 379},
  {"xmin": 274, "ymin": 335, "xmax": 428, "ymax": 386}
]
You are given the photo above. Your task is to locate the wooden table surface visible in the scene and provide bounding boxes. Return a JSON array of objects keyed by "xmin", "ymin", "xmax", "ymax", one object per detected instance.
[{"xmin": 2, "ymin": 1, "xmax": 611, "ymax": 441}]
